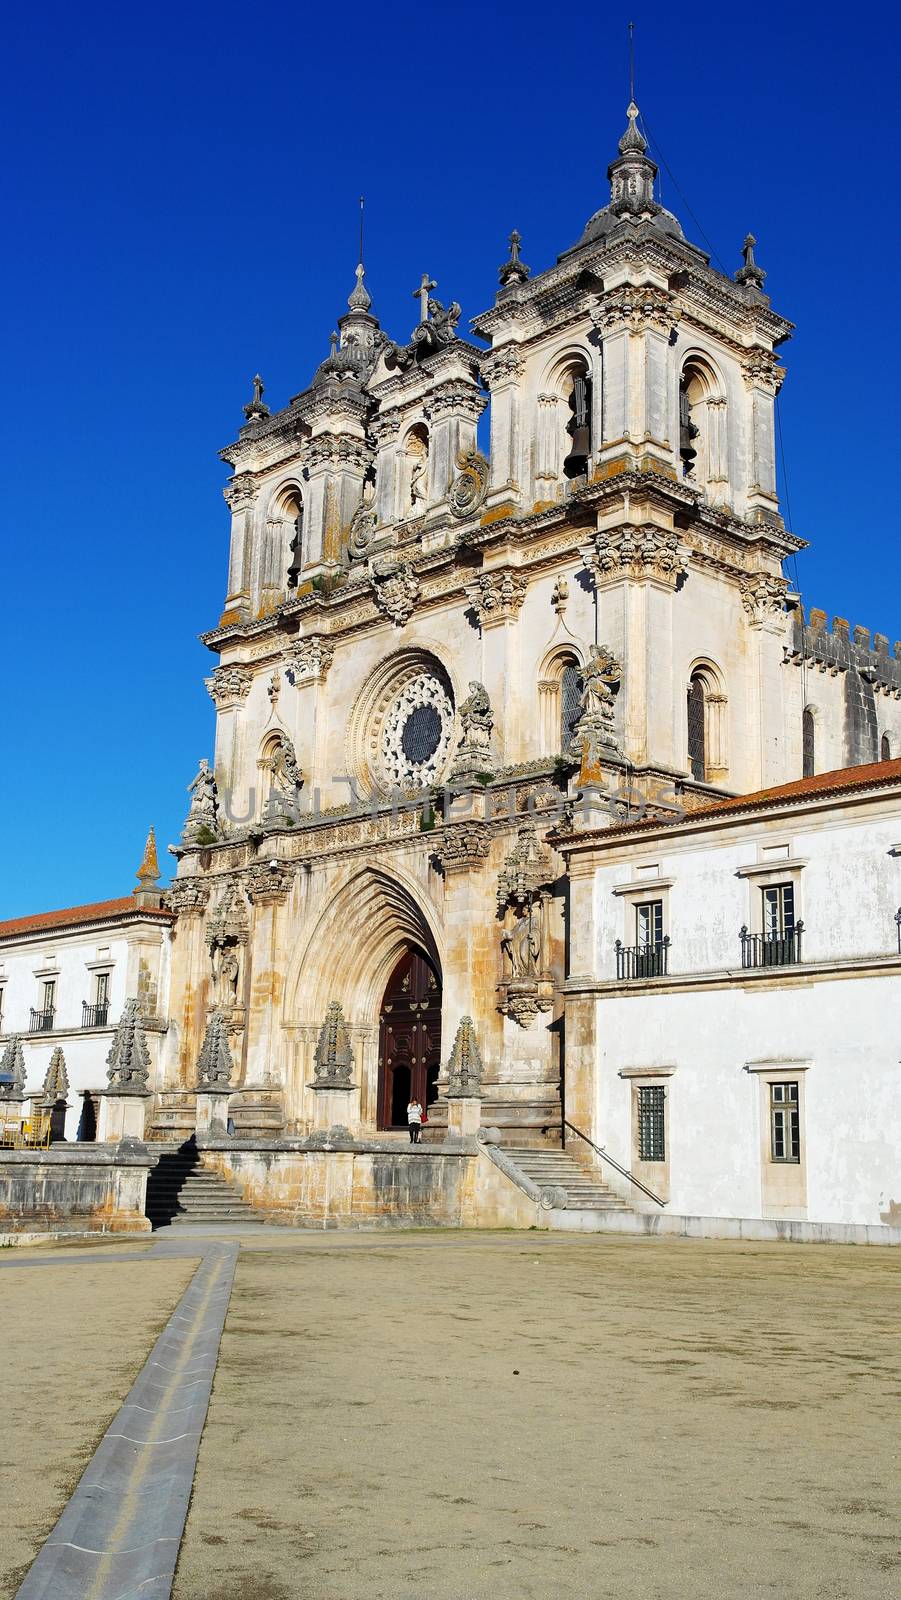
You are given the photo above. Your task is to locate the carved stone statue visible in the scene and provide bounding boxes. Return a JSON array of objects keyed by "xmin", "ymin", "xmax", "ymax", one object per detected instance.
[
  {"xmin": 211, "ymin": 941, "xmax": 241, "ymax": 1008},
  {"xmin": 570, "ymin": 644, "xmax": 622, "ymax": 755},
  {"xmin": 205, "ymin": 880, "xmax": 247, "ymax": 1011},
  {"xmin": 183, "ymin": 759, "xmax": 221, "ymax": 844},
  {"xmin": 266, "ymin": 733, "xmax": 303, "ymax": 812},
  {"xmin": 452, "ymin": 682, "xmax": 494, "ymax": 780},
  {"xmin": 500, "ymin": 903, "xmax": 542, "ymax": 981}
]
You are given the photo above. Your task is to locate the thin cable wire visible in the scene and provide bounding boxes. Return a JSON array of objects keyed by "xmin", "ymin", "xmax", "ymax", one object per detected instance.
[
  {"xmin": 776, "ymin": 391, "xmax": 809, "ymax": 724},
  {"xmin": 637, "ymin": 112, "xmax": 730, "ymax": 274}
]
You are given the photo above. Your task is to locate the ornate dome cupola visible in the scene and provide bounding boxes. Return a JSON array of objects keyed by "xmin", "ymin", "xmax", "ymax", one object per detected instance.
[
  {"xmin": 313, "ymin": 263, "xmax": 385, "ymax": 386},
  {"xmin": 565, "ymin": 101, "xmax": 685, "ymax": 254},
  {"xmin": 608, "ymin": 101, "xmax": 659, "ymax": 219}
]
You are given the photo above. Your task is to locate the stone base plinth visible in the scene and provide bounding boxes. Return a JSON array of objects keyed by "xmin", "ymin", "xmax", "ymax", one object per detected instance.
[
  {"xmin": 98, "ymin": 1091, "xmax": 150, "ymax": 1144},
  {"xmin": 195, "ymin": 1089, "xmax": 232, "ymax": 1137},
  {"xmin": 447, "ymin": 1096, "xmax": 482, "ymax": 1140},
  {"xmin": 309, "ymin": 1083, "xmax": 357, "ymax": 1135}
]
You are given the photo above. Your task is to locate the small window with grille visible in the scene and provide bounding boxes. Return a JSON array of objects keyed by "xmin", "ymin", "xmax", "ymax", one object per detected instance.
[
  {"xmin": 635, "ymin": 900, "xmax": 664, "ymax": 950},
  {"xmin": 770, "ymin": 1081, "xmax": 800, "ymax": 1162},
  {"xmin": 560, "ymin": 662, "xmax": 582, "ymax": 751},
  {"xmin": 802, "ymin": 708, "xmax": 815, "ymax": 778},
  {"xmin": 762, "ymin": 882, "xmax": 795, "ymax": 939},
  {"xmin": 95, "ymin": 972, "xmax": 110, "ymax": 1007},
  {"xmin": 638, "ymin": 1085, "xmax": 666, "ymax": 1161},
  {"xmin": 42, "ymin": 980, "xmax": 56, "ymax": 1014},
  {"xmin": 687, "ymin": 674, "xmax": 706, "ymax": 780}
]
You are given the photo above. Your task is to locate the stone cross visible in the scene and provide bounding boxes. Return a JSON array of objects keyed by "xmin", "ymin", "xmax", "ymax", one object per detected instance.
[
  {"xmin": 508, "ymin": 229, "xmax": 522, "ymax": 263},
  {"xmin": 413, "ymin": 274, "xmax": 437, "ymax": 322}
]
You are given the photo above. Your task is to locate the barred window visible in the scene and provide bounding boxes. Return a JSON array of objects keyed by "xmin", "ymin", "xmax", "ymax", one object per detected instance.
[
  {"xmin": 95, "ymin": 972, "xmax": 110, "ymax": 1008},
  {"xmin": 687, "ymin": 674, "xmax": 706, "ymax": 779},
  {"xmin": 770, "ymin": 1081, "xmax": 800, "ymax": 1162},
  {"xmin": 42, "ymin": 980, "xmax": 56, "ymax": 1014},
  {"xmin": 638, "ymin": 1085, "xmax": 666, "ymax": 1161},
  {"xmin": 560, "ymin": 662, "xmax": 582, "ymax": 751},
  {"xmin": 802, "ymin": 708, "xmax": 815, "ymax": 778}
]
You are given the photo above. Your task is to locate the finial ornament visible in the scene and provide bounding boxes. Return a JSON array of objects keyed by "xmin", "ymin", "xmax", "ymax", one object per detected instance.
[
  {"xmin": 498, "ymin": 228, "xmax": 531, "ymax": 287},
  {"xmin": 735, "ymin": 233, "xmax": 767, "ymax": 291},
  {"xmin": 347, "ymin": 261, "xmax": 372, "ymax": 312},
  {"xmin": 136, "ymin": 826, "xmax": 160, "ymax": 889},
  {"xmin": 329, "ymin": 329, "xmax": 338, "ymax": 356},
  {"xmin": 619, "ymin": 99, "xmax": 648, "ymax": 156},
  {"xmin": 243, "ymin": 374, "xmax": 270, "ymax": 423}
]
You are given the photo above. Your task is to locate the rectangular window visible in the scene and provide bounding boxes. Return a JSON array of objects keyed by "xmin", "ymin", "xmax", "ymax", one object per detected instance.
[
  {"xmin": 635, "ymin": 900, "xmax": 664, "ymax": 950},
  {"xmin": 42, "ymin": 980, "xmax": 56, "ymax": 1014},
  {"xmin": 638, "ymin": 1085, "xmax": 666, "ymax": 1161},
  {"xmin": 770, "ymin": 1081, "xmax": 800, "ymax": 1162},
  {"xmin": 762, "ymin": 883, "xmax": 795, "ymax": 939},
  {"xmin": 95, "ymin": 972, "xmax": 110, "ymax": 1007}
]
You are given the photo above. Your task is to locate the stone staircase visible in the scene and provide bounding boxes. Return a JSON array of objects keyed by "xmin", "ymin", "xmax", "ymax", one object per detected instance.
[
  {"xmin": 145, "ymin": 1139, "xmax": 264, "ymax": 1229},
  {"xmin": 502, "ymin": 1146, "xmax": 632, "ymax": 1211}
]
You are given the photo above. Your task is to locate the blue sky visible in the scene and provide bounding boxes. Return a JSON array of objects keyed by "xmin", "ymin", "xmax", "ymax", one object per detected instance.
[{"xmin": 2, "ymin": 1, "xmax": 899, "ymax": 916}]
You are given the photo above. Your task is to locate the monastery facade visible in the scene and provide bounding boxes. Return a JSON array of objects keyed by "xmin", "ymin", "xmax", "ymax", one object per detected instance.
[{"xmin": 1, "ymin": 103, "xmax": 899, "ymax": 1236}]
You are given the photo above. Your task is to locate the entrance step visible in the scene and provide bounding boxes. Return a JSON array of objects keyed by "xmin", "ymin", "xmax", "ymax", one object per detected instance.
[
  {"xmin": 502, "ymin": 1147, "xmax": 632, "ymax": 1211},
  {"xmin": 144, "ymin": 1138, "xmax": 264, "ymax": 1229}
]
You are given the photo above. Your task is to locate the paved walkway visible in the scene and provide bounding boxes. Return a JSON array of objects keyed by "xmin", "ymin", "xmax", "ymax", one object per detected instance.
[{"xmin": 7, "ymin": 1225, "xmax": 901, "ymax": 1600}]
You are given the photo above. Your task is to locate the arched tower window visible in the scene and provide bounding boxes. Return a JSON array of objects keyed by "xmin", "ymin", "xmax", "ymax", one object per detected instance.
[
  {"xmin": 687, "ymin": 674, "xmax": 706, "ymax": 779},
  {"xmin": 882, "ymin": 732, "xmax": 893, "ymax": 761},
  {"xmin": 802, "ymin": 708, "xmax": 816, "ymax": 778},
  {"xmin": 687, "ymin": 664, "xmax": 728, "ymax": 783},
  {"xmin": 537, "ymin": 650, "xmax": 583, "ymax": 757},
  {"xmin": 680, "ymin": 359, "xmax": 727, "ymax": 494},
  {"xmin": 562, "ymin": 362, "xmax": 592, "ymax": 480},
  {"xmin": 265, "ymin": 486, "xmax": 303, "ymax": 590}
]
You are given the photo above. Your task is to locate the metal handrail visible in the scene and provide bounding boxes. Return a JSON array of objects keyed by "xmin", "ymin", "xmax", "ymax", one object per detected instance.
[
  {"xmin": 563, "ymin": 1119, "xmax": 667, "ymax": 1207},
  {"xmin": 896, "ymin": 908, "xmax": 901, "ymax": 955}
]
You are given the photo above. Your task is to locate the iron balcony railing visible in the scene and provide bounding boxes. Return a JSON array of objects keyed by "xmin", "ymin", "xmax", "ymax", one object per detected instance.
[
  {"xmin": 615, "ymin": 936, "xmax": 670, "ymax": 980},
  {"xmin": 740, "ymin": 922, "xmax": 804, "ymax": 969},
  {"xmin": 28, "ymin": 1008, "xmax": 55, "ymax": 1033},
  {"xmin": 82, "ymin": 1001, "xmax": 109, "ymax": 1029}
]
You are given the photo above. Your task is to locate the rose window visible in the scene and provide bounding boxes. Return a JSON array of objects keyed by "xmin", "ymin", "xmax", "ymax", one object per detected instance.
[{"xmin": 380, "ymin": 672, "xmax": 454, "ymax": 790}]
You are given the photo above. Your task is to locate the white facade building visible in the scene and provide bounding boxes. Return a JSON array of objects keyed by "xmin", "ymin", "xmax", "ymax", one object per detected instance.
[
  {"xmin": 561, "ymin": 760, "xmax": 901, "ymax": 1228},
  {"xmin": 0, "ymin": 839, "xmax": 173, "ymax": 1140}
]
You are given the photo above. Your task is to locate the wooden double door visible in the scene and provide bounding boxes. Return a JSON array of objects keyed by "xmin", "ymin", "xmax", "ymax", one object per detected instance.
[{"xmin": 377, "ymin": 948, "xmax": 442, "ymax": 1130}]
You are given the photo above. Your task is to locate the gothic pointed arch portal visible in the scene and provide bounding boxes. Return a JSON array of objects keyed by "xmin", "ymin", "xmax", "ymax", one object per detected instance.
[{"xmin": 377, "ymin": 948, "xmax": 442, "ymax": 1130}]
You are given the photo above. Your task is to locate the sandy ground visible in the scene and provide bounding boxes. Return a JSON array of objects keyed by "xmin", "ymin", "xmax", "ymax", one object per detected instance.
[
  {"xmin": 172, "ymin": 1232, "xmax": 900, "ymax": 1600},
  {"xmin": 0, "ymin": 1249, "xmax": 196, "ymax": 1594}
]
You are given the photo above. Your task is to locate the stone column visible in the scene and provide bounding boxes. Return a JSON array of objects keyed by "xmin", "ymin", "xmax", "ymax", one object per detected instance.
[
  {"xmin": 482, "ymin": 344, "xmax": 524, "ymax": 498},
  {"xmin": 221, "ymin": 474, "xmax": 257, "ymax": 625}
]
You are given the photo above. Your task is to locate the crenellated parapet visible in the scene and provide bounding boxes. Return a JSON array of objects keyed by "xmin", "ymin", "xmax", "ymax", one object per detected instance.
[{"xmin": 786, "ymin": 608, "xmax": 901, "ymax": 695}]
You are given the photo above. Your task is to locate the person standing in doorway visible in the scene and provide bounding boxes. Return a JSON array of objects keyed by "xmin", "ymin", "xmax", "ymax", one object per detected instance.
[{"xmin": 407, "ymin": 1098, "xmax": 423, "ymax": 1144}]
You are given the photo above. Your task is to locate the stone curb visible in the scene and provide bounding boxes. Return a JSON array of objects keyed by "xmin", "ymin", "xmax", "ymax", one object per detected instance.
[{"xmin": 16, "ymin": 1239, "xmax": 238, "ymax": 1600}]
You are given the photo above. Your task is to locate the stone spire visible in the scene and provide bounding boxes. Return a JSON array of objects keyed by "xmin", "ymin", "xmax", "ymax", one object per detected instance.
[
  {"xmin": 106, "ymin": 999, "xmax": 151, "ymax": 1090},
  {"xmin": 0, "ymin": 1035, "xmax": 26, "ymax": 1101},
  {"xmin": 607, "ymin": 101, "xmax": 660, "ymax": 219},
  {"xmin": 735, "ymin": 233, "xmax": 767, "ymax": 293},
  {"xmin": 195, "ymin": 1011, "xmax": 234, "ymax": 1089},
  {"xmin": 347, "ymin": 261, "xmax": 372, "ymax": 312},
  {"xmin": 242, "ymin": 373, "xmax": 270, "ymax": 424},
  {"xmin": 134, "ymin": 826, "xmax": 162, "ymax": 908},
  {"xmin": 311, "ymin": 1001, "xmax": 355, "ymax": 1087},
  {"xmin": 498, "ymin": 229, "xmax": 530, "ymax": 288},
  {"xmin": 446, "ymin": 1016, "xmax": 483, "ymax": 1098},
  {"xmin": 42, "ymin": 1047, "xmax": 69, "ymax": 1104}
]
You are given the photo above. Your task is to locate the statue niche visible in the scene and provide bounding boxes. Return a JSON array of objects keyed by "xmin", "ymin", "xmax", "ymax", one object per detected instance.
[
  {"xmin": 402, "ymin": 424, "xmax": 429, "ymax": 515},
  {"xmin": 496, "ymin": 822, "xmax": 555, "ymax": 1028},
  {"xmin": 205, "ymin": 880, "xmax": 248, "ymax": 1017}
]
